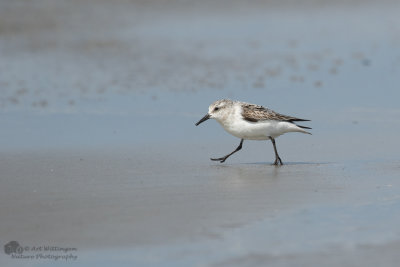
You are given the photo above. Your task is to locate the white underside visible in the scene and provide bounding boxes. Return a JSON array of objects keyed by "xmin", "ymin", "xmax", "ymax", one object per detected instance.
[{"xmin": 218, "ymin": 119, "xmax": 309, "ymax": 140}]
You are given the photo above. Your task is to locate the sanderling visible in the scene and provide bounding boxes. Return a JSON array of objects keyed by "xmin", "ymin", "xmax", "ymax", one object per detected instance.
[{"xmin": 195, "ymin": 99, "xmax": 311, "ymax": 165}]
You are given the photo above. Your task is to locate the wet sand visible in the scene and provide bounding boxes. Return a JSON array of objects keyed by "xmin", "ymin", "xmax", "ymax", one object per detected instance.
[
  {"xmin": 1, "ymin": 149, "xmax": 400, "ymax": 266},
  {"xmin": 1, "ymin": 0, "xmax": 400, "ymax": 266}
]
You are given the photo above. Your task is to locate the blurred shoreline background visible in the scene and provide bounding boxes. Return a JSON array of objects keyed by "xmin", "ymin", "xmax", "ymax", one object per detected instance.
[{"xmin": 1, "ymin": 1, "xmax": 400, "ymax": 266}]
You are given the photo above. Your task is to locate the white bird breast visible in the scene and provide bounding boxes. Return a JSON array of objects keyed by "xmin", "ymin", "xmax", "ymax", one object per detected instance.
[{"xmin": 218, "ymin": 119, "xmax": 302, "ymax": 140}]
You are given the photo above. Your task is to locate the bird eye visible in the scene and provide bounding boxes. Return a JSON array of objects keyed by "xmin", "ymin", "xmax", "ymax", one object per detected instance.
[{"xmin": 214, "ymin": 107, "xmax": 219, "ymax": 111}]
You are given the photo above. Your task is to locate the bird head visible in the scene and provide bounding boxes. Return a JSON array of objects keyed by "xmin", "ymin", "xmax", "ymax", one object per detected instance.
[{"xmin": 195, "ymin": 99, "xmax": 232, "ymax": 126}]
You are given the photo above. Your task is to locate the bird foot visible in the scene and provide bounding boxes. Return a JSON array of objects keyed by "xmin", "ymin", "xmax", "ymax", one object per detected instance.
[
  {"xmin": 210, "ymin": 157, "xmax": 227, "ymax": 163},
  {"xmin": 273, "ymin": 157, "xmax": 283, "ymax": 166}
]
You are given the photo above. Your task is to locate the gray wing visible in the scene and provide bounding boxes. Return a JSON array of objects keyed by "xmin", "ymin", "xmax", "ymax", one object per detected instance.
[{"xmin": 241, "ymin": 104, "xmax": 310, "ymax": 127}]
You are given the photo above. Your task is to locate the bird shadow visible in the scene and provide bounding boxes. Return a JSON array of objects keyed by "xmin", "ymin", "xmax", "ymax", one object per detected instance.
[{"xmin": 239, "ymin": 161, "xmax": 331, "ymax": 166}]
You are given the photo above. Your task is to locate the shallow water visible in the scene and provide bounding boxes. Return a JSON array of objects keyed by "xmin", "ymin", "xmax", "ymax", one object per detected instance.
[{"xmin": 1, "ymin": 0, "xmax": 400, "ymax": 266}]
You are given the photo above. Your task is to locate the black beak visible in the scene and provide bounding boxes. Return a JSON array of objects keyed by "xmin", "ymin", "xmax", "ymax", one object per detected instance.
[{"xmin": 195, "ymin": 114, "xmax": 210, "ymax": 126}]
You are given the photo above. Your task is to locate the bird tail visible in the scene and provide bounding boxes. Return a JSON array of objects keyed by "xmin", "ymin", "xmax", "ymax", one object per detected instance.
[{"xmin": 295, "ymin": 124, "xmax": 312, "ymax": 135}]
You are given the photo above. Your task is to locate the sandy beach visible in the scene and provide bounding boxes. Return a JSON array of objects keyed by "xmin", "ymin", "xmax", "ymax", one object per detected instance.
[{"xmin": 1, "ymin": 0, "xmax": 400, "ymax": 266}]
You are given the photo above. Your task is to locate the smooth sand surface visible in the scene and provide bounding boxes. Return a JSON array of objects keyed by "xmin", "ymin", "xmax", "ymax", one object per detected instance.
[
  {"xmin": 1, "ymin": 149, "xmax": 400, "ymax": 266},
  {"xmin": 1, "ymin": 0, "xmax": 400, "ymax": 266}
]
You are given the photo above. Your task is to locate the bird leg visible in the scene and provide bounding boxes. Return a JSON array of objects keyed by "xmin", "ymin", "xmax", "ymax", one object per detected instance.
[
  {"xmin": 269, "ymin": 137, "xmax": 283, "ymax": 165},
  {"xmin": 211, "ymin": 139, "xmax": 244, "ymax": 163}
]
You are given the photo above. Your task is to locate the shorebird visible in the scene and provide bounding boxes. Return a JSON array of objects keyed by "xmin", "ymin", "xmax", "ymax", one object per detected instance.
[{"xmin": 195, "ymin": 99, "xmax": 311, "ymax": 165}]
